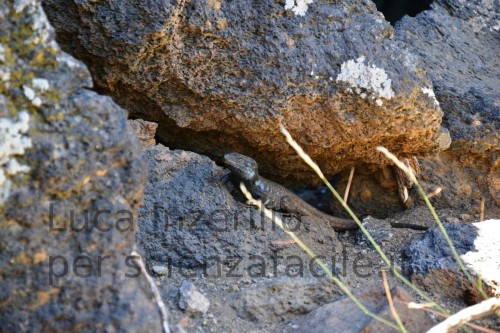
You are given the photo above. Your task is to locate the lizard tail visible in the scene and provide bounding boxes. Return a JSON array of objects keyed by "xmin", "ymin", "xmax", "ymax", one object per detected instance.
[{"xmin": 328, "ymin": 217, "xmax": 360, "ymax": 231}]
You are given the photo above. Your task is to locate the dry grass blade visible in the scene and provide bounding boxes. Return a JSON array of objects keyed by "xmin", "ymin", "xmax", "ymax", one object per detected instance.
[
  {"xmin": 130, "ymin": 251, "xmax": 171, "ymax": 333},
  {"xmin": 428, "ymin": 187, "xmax": 442, "ymax": 198},
  {"xmin": 279, "ymin": 124, "xmax": 447, "ymax": 313},
  {"xmin": 239, "ymin": 183, "xmax": 401, "ymax": 331},
  {"xmin": 382, "ymin": 269, "xmax": 408, "ymax": 333},
  {"xmin": 376, "ymin": 147, "xmax": 417, "ymax": 183},
  {"xmin": 376, "ymin": 146, "xmax": 487, "ymax": 300},
  {"xmin": 426, "ymin": 297, "xmax": 500, "ymax": 333},
  {"xmin": 408, "ymin": 302, "xmax": 500, "ymax": 333}
]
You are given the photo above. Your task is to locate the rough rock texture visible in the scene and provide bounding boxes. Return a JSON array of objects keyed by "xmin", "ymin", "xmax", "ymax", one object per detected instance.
[
  {"xmin": 178, "ymin": 280, "xmax": 210, "ymax": 315},
  {"xmin": 397, "ymin": 0, "xmax": 499, "ymax": 156},
  {"xmin": 395, "ymin": 0, "xmax": 500, "ymax": 211},
  {"xmin": 330, "ymin": 0, "xmax": 499, "ymax": 216},
  {"xmin": 404, "ymin": 221, "xmax": 499, "ymax": 303},
  {"xmin": 0, "ymin": 1, "xmax": 161, "ymax": 331},
  {"xmin": 135, "ymin": 133, "xmax": 343, "ymax": 270},
  {"xmin": 293, "ymin": 285, "xmax": 435, "ymax": 333},
  {"xmin": 128, "ymin": 118, "xmax": 158, "ymax": 148},
  {"xmin": 130, "ymin": 121, "xmax": 499, "ymax": 332},
  {"xmin": 232, "ymin": 276, "xmax": 343, "ymax": 322},
  {"xmin": 42, "ymin": 0, "xmax": 448, "ymax": 184},
  {"xmin": 356, "ymin": 215, "xmax": 393, "ymax": 244}
]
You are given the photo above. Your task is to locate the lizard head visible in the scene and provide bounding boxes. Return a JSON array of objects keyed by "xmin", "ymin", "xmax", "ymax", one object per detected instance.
[{"xmin": 223, "ymin": 152, "xmax": 258, "ymax": 181}]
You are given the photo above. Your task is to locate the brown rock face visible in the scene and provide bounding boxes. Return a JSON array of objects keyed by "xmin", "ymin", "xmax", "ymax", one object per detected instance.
[{"xmin": 43, "ymin": 0, "xmax": 447, "ymax": 184}]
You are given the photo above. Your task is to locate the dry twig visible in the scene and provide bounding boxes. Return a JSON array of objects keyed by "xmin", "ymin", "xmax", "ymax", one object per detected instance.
[
  {"xmin": 426, "ymin": 297, "xmax": 500, "ymax": 333},
  {"xmin": 344, "ymin": 167, "xmax": 355, "ymax": 202},
  {"xmin": 408, "ymin": 302, "xmax": 498, "ymax": 333},
  {"xmin": 382, "ymin": 269, "xmax": 408, "ymax": 333},
  {"xmin": 480, "ymin": 198, "xmax": 485, "ymax": 222},
  {"xmin": 130, "ymin": 251, "xmax": 171, "ymax": 333}
]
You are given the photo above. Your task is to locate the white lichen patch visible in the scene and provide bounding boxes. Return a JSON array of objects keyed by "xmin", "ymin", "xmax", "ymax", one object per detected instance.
[
  {"xmin": 421, "ymin": 87, "xmax": 440, "ymax": 107},
  {"xmin": 22, "ymin": 85, "xmax": 41, "ymax": 107},
  {"xmin": 0, "ymin": 44, "xmax": 6, "ymax": 63},
  {"xmin": 285, "ymin": 0, "xmax": 314, "ymax": 16},
  {"xmin": 401, "ymin": 50, "xmax": 418, "ymax": 71},
  {"xmin": 0, "ymin": 111, "xmax": 32, "ymax": 203},
  {"xmin": 32, "ymin": 78, "xmax": 49, "ymax": 91},
  {"xmin": 27, "ymin": 7, "xmax": 52, "ymax": 46},
  {"xmin": 491, "ymin": 20, "xmax": 500, "ymax": 32},
  {"xmin": 0, "ymin": 67, "xmax": 11, "ymax": 82},
  {"xmin": 49, "ymin": 40, "xmax": 61, "ymax": 53},
  {"xmin": 336, "ymin": 56, "xmax": 395, "ymax": 104},
  {"xmin": 23, "ymin": 85, "xmax": 35, "ymax": 100},
  {"xmin": 22, "ymin": 78, "xmax": 48, "ymax": 107}
]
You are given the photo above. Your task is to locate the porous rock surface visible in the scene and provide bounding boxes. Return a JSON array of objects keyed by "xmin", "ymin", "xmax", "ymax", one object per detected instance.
[
  {"xmin": 395, "ymin": 0, "xmax": 499, "ymax": 211},
  {"xmin": 294, "ymin": 286, "xmax": 435, "ymax": 333},
  {"xmin": 396, "ymin": 0, "xmax": 499, "ymax": 156},
  {"xmin": 232, "ymin": 276, "xmax": 343, "ymax": 322},
  {"xmin": 332, "ymin": 0, "xmax": 499, "ymax": 216},
  {"xmin": 404, "ymin": 221, "xmax": 499, "ymax": 303},
  {"xmin": 43, "ymin": 0, "xmax": 448, "ymax": 183},
  {"xmin": 0, "ymin": 1, "xmax": 161, "ymax": 331},
  {"xmin": 135, "ymin": 138, "xmax": 341, "ymax": 269}
]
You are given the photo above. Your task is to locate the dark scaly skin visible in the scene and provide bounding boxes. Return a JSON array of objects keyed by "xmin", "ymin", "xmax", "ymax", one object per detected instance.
[
  {"xmin": 223, "ymin": 152, "xmax": 358, "ymax": 231},
  {"xmin": 224, "ymin": 153, "xmax": 429, "ymax": 231}
]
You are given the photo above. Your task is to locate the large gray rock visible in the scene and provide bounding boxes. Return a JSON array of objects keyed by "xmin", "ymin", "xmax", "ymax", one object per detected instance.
[
  {"xmin": 403, "ymin": 221, "xmax": 499, "ymax": 303},
  {"xmin": 330, "ymin": 0, "xmax": 499, "ymax": 216},
  {"xmin": 395, "ymin": 0, "xmax": 500, "ymax": 211},
  {"xmin": 294, "ymin": 285, "xmax": 435, "ymax": 333},
  {"xmin": 396, "ymin": 0, "xmax": 499, "ymax": 151},
  {"xmin": 0, "ymin": 1, "xmax": 161, "ymax": 331},
  {"xmin": 136, "ymin": 140, "xmax": 341, "ymax": 269},
  {"xmin": 43, "ymin": 0, "xmax": 448, "ymax": 184},
  {"xmin": 231, "ymin": 276, "xmax": 343, "ymax": 322}
]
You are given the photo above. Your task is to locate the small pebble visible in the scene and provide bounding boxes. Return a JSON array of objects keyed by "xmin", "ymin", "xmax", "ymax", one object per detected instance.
[
  {"xmin": 240, "ymin": 279, "xmax": 252, "ymax": 286},
  {"xmin": 178, "ymin": 281, "xmax": 210, "ymax": 315},
  {"xmin": 460, "ymin": 214, "xmax": 471, "ymax": 221},
  {"xmin": 152, "ymin": 265, "xmax": 169, "ymax": 276}
]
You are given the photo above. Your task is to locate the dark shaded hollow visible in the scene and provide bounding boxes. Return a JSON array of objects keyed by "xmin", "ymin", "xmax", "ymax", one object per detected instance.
[{"xmin": 371, "ymin": 0, "xmax": 434, "ymax": 25}]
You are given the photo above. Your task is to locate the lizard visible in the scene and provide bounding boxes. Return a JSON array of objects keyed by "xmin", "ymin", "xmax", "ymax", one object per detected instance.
[{"xmin": 223, "ymin": 152, "xmax": 429, "ymax": 231}]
